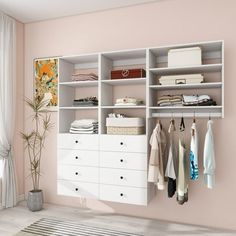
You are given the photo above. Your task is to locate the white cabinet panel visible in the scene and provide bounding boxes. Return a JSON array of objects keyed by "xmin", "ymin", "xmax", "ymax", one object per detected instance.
[
  {"xmin": 58, "ymin": 180, "xmax": 99, "ymax": 198},
  {"xmin": 100, "ymin": 151, "xmax": 147, "ymax": 170},
  {"xmin": 58, "ymin": 149, "xmax": 99, "ymax": 167},
  {"xmin": 100, "ymin": 135, "xmax": 147, "ymax": 153},
  {"xmin": 58, "ymin": 165, "xmax": 99, "ymax": 183},
  {"xmin": 100, "ymin": 168, "xmax": 147, "ymax": 188},
  {"xmin": 100, "ymin": 184, "xmax": 147, "ymax": 205},
  {"xmin": 58, "ymin": 134, "xmax": 99, "ymax": 150}
]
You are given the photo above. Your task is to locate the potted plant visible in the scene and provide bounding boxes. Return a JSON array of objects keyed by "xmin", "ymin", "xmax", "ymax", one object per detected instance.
[{"xmin": 21, "ymin": 96, "xmax": 53, "ymax": 211}]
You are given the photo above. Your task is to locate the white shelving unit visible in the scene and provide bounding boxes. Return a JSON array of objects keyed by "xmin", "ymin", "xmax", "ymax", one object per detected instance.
[
  {"xmin": 57, "ymin": 40, "xmax": 224, "ymax": 205},
  {"xmin": 148, "ymin": 40, "xmax": 224, "ymax": 118}
]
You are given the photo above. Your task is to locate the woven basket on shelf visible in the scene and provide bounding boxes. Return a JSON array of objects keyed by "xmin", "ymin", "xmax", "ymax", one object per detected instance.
[{"xmin": 107, "ymin": 126, "xmax": 144, "ymax": 135}]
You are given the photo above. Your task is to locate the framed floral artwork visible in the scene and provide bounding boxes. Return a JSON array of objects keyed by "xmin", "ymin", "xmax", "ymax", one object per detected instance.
[{"xmin": 34, "ymin": 58, "xmax": 59, "ymax": 111}]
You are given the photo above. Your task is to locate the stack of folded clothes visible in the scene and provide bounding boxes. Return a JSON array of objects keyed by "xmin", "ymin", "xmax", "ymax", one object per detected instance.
[
  {"xmin": 157, "ymin": 95, "xmax": 183, "ymax": 107},
  {"xmin": 71, "ymin": 73, "xmax": 98, "ymax": 81},
  {"xmin": 73, "ymin": 96, "xmax": 98, "ymax": 107},
  {"xmin": 183, "ymin": 95, "xmax": 217, "ymax": 106},
  {"xmin": 115, "ymin": 97, "xmax": 144, "ymax": 106},
  {"xmin": 69, "ymin": 119, "xmax": 98, "ymax": 134}
]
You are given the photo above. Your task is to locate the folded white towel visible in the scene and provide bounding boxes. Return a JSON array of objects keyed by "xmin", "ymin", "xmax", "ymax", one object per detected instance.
[{"xmin": 71, "ymin": 119, "xmax": 98, "ymax": 126}]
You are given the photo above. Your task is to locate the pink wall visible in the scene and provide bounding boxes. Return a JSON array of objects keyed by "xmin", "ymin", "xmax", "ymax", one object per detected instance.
[
  {"xmin": 23, "ymin": 0, "xmax": 236, "ymax": 230},
  {"xmin": 14, "ymin": 20, "xmax": 24, "ymax": 197}
]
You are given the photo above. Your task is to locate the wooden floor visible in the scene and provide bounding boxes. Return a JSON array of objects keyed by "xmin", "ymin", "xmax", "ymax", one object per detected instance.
[{"xmin": 0, "ymin": 202, "xmax": 235, "ymax": 236}]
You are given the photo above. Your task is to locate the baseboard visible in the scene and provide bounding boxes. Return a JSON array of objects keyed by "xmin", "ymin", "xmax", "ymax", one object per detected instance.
[
  {"xmin": 17, "ymin": 194, "xmax": 25, "ymax": 203},
  {"xmin": 0, "ymin": 194, "xmax": 25, "ymax": 209}
]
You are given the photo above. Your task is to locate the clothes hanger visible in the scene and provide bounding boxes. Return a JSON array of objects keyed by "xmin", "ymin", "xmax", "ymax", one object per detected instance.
[
  {"xmin": 157, "ymin": 119, "xmax": 162, "ymax": 129},
  {"xmin": 209, "ymin": 113, "xmax": 211, "ymax": 121},
  {"xmin": 193, "ymin": 111, "xmax": 196, "ymax": 123},
  {"xmin": 179, "ymin": 112, "xmax": 185, "ymax": 132}
]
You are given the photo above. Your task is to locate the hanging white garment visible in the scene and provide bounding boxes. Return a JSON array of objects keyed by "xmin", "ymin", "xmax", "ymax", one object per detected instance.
[
  {"xmin": 177, "ymin": 140, "xmax": 188, "ymax": 205},
  {"xmin": 148, "ymin": 123, "xmax": 166, "ymax": 190},
  {"xmin": 203, "ymin": 120, "xmax": 216, "ymax": 189},
  {"xmin": 189, "ymin": 122, "xmax": 199, "ymax": 180},
  {"xmin": 0, "ymin": 11, "xmax": 17, "ymax": 208}
]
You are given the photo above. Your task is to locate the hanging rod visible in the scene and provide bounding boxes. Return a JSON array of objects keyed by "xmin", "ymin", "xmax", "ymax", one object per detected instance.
[{"xmin": 151, "ymin": 112, "xmax": 222, "ymax": 118}]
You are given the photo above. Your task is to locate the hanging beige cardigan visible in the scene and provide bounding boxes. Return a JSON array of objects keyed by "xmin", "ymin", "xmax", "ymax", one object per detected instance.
[{"xmin": 148, "ymin": 123, "xmax": 167, "ymax": 190}]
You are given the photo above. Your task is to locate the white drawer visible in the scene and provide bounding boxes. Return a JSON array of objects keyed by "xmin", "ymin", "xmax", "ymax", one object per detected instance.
[
  {"xmin": 58, "ymin": 134, "xmax": 99, "ymax": 150},
  {"xmin": 58, "ymin": 180, "xmax": 99, "ymax": 199},
  {"xmin": 58, "ymin": 165, "xmax": 99, "ymax": 183},
  {"xmin": 58, "ymin": 149, "xmax": 99, "ymax": 167},
  {"xmin": 100, "ymin": 135, "xmax": 147, "ymax": 153},
  {"xmin": 100, "ymin": 168, "xmax": 147, "ymax": 188},
  {"xmin": 100, "ymin": 151, "xmax": 147, "ymax": 170},
  {"xmin": 100, "ymin": 184, "xmax": 147, "ymax": 205}
]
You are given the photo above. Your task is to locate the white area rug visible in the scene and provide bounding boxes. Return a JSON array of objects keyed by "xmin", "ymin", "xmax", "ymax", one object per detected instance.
[{"xmin": 15, "ymin": 218, "xmax": 143, "ymax": 236}]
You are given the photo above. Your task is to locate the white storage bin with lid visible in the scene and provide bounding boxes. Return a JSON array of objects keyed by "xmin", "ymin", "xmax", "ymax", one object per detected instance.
[
  {"xmin": 168, "ymin": 47, "xmax": 202, "ymax": 68},
  {"xmin": 159, "ymin": 74, "xmax": 204, "ymax": 85}
]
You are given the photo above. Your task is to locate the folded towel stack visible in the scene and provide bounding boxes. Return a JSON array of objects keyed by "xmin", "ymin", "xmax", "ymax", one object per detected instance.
[
  {"xmin": 183, "ymin": 95, "xmax": 217, "ymax": 106},
  {"xmin": 157, "ymin": 95, "xmax": 183, "ymax": 107},
  {"xmin": 72, "ymin": 73, "xmax": 98, "ymax": 81},
  {"xmin": 115, "ymin": 97, "xmax": 144, "ymax": 106},
  {"xmin": 69, "ymin": 119, "xmax": 98, "ymax": 134},
  {"xmin": 73, "ymin": 97, "xmax": 98, "ymax": 107}
]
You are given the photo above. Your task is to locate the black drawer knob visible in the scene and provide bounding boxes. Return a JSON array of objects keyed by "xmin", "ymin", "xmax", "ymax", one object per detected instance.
[
  {"xmin": 75, "ymin": 188, "xmax": 78, "ymax": 191},
  {"xmin": 120, "ymin": 193, "xmax": 123, "ymax": 197},
  {"xmin": 120, "ymin": 176, "xmax": 123, "ymax": 179},
  {"xmin": 75, "ymin": 140, "xmax": 78, "ymax": 143},
  {"xmin": 75, "ymin": 156, "xmax": 78, "ymax": 159},
  {"xmin": 120, "ymin": 142, "xmax": 123, "ymax": 145},
  {"xmin": 120, "ymin": 159, "xmax": 124, "ymax": 162},
  {"xmin": 75, "ymin": 172, "xmax": 79, "ymax": 175}
]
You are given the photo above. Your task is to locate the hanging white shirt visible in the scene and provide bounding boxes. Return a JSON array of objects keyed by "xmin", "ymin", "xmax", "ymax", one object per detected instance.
[
  {"xmin": 148, "ymin": 123, "xmax": 166, "ymax": 190},
  {"xmin": 203, "ymin": 120, "xmax": 216, "ymax": 189}
]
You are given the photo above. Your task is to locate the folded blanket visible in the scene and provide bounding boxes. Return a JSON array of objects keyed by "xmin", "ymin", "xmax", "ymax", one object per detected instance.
[
  {"xmin": 183, "ymin": 95, "xmax": 210, "ymax": 104},
  {"xmin": 157, "ymin": 95, "xmax": 183, "ymax": 107},
  {"xmin": 115, "ymin": 97, "xmax": 144, "ymax": 105},
  {"xmin": 70, "ymin": 127, "xmax": 98, "ymax": 131},
  {"xmin": 115, "ymin": 103, "xmax": 143, "ymax": 106},
  {"xmin": 69, "ymin": 129, "xmax": 98, "ymax": 134},
  {"xmin": 71, "ymin": 73, "xmax": 98, "ymax": 81},
  {"xmin": 73, "ymin": 101, "xmax": 98, "ymax": 106},
  {"xmin": 184, "ymin": 99, "xmax": 217, "ymax": 106}
]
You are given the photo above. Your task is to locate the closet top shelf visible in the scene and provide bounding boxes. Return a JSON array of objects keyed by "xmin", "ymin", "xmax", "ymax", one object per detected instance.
[
  {"xmin": 149, "ymin": 82, "xmax": 222, "ymax": 90},
  {"xmin": 149, "ymin": 63, "xmax": 222, "ymax": 75}
]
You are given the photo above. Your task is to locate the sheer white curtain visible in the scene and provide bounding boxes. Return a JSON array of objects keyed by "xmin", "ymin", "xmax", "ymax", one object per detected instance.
[{"xmin": 0, "ymin": 11, "xmax": 17, "ymax": 208}]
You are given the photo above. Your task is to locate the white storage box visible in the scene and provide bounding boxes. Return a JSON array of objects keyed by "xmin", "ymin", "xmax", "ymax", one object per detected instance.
[
  {"xmin": 159, "ymin": 74, "xmax": 204, "ymax": 85},
  {"xmin": 168, "ymin": 47, "xmax": 202, "ymax": 67},
  {"xmin": 106, "ymin": 118, "xmax": 145, "ymax": 135}
]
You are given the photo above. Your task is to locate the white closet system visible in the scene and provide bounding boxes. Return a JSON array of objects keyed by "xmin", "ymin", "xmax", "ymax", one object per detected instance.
[{"xmin": 57, "ymin": 40, "xmax": 224, "ymax": 205}]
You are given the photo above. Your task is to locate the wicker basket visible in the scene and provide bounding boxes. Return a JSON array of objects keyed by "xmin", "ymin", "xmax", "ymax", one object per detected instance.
[{"xmin": 107, "ymin": 126, "xmax": 144, "ymax": 135}]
